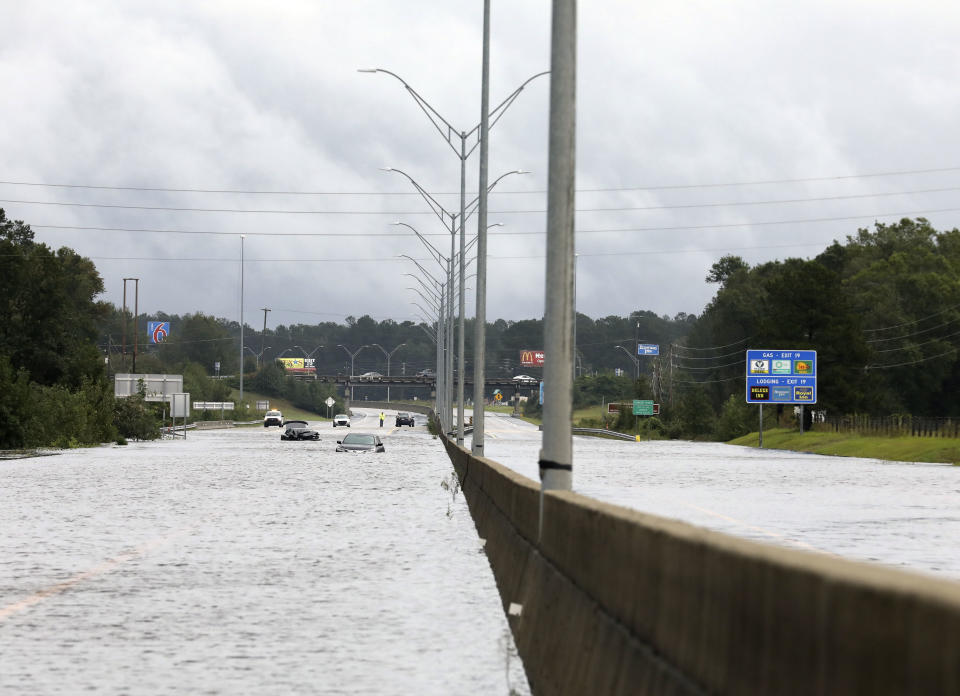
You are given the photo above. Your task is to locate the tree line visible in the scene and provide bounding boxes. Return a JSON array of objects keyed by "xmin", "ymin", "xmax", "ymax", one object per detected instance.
[{"xmin": 3, "ymin": 205, "xmax": 957, "ymax": 448}]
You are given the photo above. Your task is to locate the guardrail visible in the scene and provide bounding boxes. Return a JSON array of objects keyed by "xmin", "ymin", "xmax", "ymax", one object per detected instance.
[{"xmin": 572, "ymin": 427, "xmax": 637, "ymax": 441}]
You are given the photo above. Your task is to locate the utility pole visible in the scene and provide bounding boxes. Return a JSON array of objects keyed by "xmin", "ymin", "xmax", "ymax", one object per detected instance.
[
  {"xmin": 132, "ymin": 278, "xmax": 139, "ymax": 373},
  {"xmin": 260, "ymin": 307, "xmax": 270, "ymax": 362},
  {"xmin": 121, "ymin": 280, "xmax": 129, "ymax": 372},
  {"xmin": 540, "ymin": 0, "xmax": 577, "ymax": 508}
]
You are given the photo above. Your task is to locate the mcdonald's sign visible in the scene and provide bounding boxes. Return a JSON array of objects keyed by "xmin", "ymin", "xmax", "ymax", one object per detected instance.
[{"xmin": 520, "ymin": 350, "xmax": 545, "ymax": 367}]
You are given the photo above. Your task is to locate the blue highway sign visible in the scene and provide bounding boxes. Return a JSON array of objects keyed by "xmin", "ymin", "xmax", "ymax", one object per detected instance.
[
  {"xmin": 638, "ymin": 344, "xmax": 659, "ymax": 355},
  {"xmin": 745, "ymin": 349, "xmax": 817, "ymax": 404}
]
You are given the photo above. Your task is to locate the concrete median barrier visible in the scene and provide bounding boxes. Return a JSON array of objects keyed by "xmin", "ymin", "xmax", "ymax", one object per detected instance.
[{"xmin": 440, "ymin": 431, "xmax": 960, "ymax": 695}]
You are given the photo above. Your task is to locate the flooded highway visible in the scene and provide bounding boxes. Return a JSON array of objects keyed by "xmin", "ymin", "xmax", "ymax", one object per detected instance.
[
  {"xmin": 0, "ymin": 409, "xmax": 529, "ymax": 695},
  {"xmin": 481, "ymin": 412, "xmax": 960, "ymax": 581}
]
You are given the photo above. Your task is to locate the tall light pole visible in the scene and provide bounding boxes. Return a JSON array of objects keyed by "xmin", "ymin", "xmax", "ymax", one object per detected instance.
[
  {"xmin": 399, "ymin": 253, "xmax": 447, "ymax": 426},
  {"xmin": 540, "ymin": 0, "xmax": 577, "ymax": 502},
  {"xmin": 372, "ymin": 343, "xmax": 406, "ymax": 403},
  {"xmin": 338, "ymin": 344, "xmax": 369, "ymax": 402},
  {"xmin": 473, "ymin": 0, "xmax": 492, "ymax": 457},
  {"xmin": 385, "ymin": 167, "xmax": 525, "ymax": 442},
  {"xmin": 361, "ymin": 66, "xmax": 546, "ymax": 445},
  {"xmin": 239, "ymin": 235, "xmax": 245, "ymax": 405}
]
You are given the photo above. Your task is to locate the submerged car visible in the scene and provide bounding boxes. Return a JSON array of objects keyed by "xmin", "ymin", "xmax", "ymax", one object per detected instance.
[
  {"xmin": 395, "ymin": 412, "xmax": 415, "ymax": 427},
  {"xmin": 332, "ymin": 413, "xmax": 351, "ymax": 427},
  {"xmin": 280, "ymin": 420, "xmax": 320, "ymax": 441},
  {"xmin": 263, "ymin": 409, "xmax": 283, "ymax": 427},
  {"xmin": 336, "ymin": 433, "xmax": 385, "ymax": 453}
]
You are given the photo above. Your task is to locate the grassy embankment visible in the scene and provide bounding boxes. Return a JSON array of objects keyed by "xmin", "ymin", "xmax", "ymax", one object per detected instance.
[
  {"xmin": 728, "ymin": 428, "xmax": 960, "ymax": 465},
  {"xmin": 227, "ymin": 389, "xmax": 327, "ymax": 424}
]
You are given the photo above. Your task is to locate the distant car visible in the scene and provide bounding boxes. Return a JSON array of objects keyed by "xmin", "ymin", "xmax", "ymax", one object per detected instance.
[
  {"xmin": 512, "ymin": 374, "xmax": 537, "ymax": 384},
  {"xmin": 395, "ymin": 412, "xmax": 415, "ymax": 427},
  {"xmin": 358, "ymin": 371, "xmax": 383, "ymax": 381},
  {"xmin": 263, "ymin": 409, "xmax": 283, "ymax": 427},
  {"xmin": 280, "ymin": 420, "xmax": 320, "ymax": 441},
  {"xmin": 416, "ymin": 368, "xmax": 435, "ymax": 378},
  {"xmin": 332, "ymin": 414, "xmax": 351, "ymax": 427},
  {"xmin": 336, "ymin": 433, "xmax": 385, "ymax": 453}
]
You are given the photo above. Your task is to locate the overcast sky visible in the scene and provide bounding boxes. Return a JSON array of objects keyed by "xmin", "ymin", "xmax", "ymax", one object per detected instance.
[{"xmin": 2, "ymin": 1, "xmax": 960, "ymax": 331}]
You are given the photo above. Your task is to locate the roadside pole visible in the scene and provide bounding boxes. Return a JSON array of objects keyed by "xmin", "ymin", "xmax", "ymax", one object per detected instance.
[
  {"xmin": 539, "ymin": 0, "xmax": 577, "ymax": 539},
  {"xmin": 759, "ymin": 404, "xmax": 763, "ymax": 448}
]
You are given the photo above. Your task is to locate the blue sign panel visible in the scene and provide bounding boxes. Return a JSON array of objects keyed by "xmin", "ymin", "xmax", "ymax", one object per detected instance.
[
  {"xmin": 148, "ymin": 321, "xmax": 170, "ymax": 344},
  {"xmin": 638, "ymin": 344, "xmax": 659, "ymax": 356},
  {"xmin": 746, "ymin": 349, "xmax": 817, "ymax": 404}
]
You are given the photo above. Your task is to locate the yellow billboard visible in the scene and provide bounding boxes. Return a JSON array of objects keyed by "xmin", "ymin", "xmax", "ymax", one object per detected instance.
[{"xmin": 278, "ymin": 357, "xmax": 305, "ymax": 369}]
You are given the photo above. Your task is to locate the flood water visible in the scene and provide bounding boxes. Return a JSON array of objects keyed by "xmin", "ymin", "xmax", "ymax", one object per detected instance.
[
  {"xmin": 0, "ymin": 411, "xmax": 529, "ymax": 695},
  {"xmin": 481, "ymin": 412, "xmax": 960, "ymax": 581}
]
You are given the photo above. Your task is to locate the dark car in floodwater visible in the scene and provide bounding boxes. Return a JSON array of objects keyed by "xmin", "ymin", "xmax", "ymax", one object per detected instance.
[
  {"xmin": 280, "ymin": 420, "xmax": 320, "ymax": 441},
  {"xmin": 395, "ymin": 412, "xmax": 415, "ymax": 427},
  {"xmin": 335, "ymin": 433, "xmax": 385, "ymax": 452}
]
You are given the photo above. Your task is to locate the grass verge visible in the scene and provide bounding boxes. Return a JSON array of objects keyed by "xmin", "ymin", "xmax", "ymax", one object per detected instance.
[
  {"xmin": 228, "ymin": 389, "xmax": 327, "ymax": 423},
  {"xmin": 728, "ymin": 428, "xmax": 960, "ymax": 464}
]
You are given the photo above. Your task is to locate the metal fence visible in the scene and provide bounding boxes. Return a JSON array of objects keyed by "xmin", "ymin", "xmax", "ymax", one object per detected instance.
[{"xmin": 816, "ymin": 415, "xmax": 960, "ymax": 438}]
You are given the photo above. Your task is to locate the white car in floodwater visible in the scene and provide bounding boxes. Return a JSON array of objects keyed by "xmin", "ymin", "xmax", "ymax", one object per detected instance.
[{"xmin": 332, "ymin": 414, "xmax": 351, "ymax": 427}]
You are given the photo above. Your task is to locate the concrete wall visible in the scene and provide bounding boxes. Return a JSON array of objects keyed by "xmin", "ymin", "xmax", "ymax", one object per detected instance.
[{"xmin": 440, "ymin": 434, "xmax": 960, "ymax": 695}]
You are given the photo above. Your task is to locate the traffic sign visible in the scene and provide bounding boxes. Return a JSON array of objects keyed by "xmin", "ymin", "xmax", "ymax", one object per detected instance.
[
  {"xmin": 495, "ymin": 393, "xmax": 503, "ymax": 402},
  {"xmin": 746, "ymin": 349, "xmax": 817, "ymax": 404},
  {"xmin": 325, "ymin": 397, "xmax": 335, "ymax": 408},
  {"xmin": 638, "ymin": 344, "xmax": 659, "ymax": 356},
  {"xmin": 633, "ymin": 399, "xmax": 655, "ymax": 415}
]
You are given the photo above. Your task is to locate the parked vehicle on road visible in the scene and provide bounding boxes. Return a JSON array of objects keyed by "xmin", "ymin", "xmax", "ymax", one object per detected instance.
[
  {"xmin": 264, "ymin": 410, "xmax": 283, "ymax": 427},
  {"xmin": 332, "ymin": 414, "xmax": 351, "ymax": 427},
  {"xmin": 395, "ymin": 412, "xmax": 415, "ymax": 427},
  {"xmin": 336, "ymin": 433, "xmax": 385, "ymax": 453},
  {"xmin": 280, "ymin": 420, "xmax": 320, "ymax": 441}
]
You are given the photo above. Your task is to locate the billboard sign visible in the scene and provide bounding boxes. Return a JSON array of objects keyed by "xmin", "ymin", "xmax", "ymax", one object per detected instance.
[
  {"xmin": 638, "ymin": 344, "xmax": 659, "ymax": 356},
  {"xmin": 520, "ymin": 350, "xmax": 545, "ymax": 367},
  {"xmin": 148, "ymin": 321, "xmax": 170, "ymax": 344},
  {"xmin": 278, "ymin": 357, "xmax": 316, "ymax": 374},
  {"xmin": 746, "ymin": 349, "xmax": 817, "ymax": 404}
]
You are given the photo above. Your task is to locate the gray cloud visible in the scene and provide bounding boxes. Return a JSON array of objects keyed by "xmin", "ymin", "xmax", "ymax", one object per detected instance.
[{"xmin": 2, "ymin": 0, "xmax": 959, "ymax": 330}]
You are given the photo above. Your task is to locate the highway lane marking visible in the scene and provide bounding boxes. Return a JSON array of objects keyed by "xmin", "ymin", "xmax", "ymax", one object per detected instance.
[
  {"xmin": 685, "ymin": 503, "xmax": 828, "ymax": 554},
  {"xmin": 0, "ymin": 526, "xmax": 192, "ymax": 623}
]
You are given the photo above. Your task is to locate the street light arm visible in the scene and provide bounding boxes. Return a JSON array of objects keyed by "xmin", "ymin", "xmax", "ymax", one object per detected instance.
[
  {"xmin": 398, "ymin": 255, "xmax": 445, "ymax": 289},
  {"xmin": 360, "ymin": 68, "xmax": 463, "ymax": 158},
  {"xmin": 616, "ymin": 345, "xmax": 640, "ymax": 368},
  {"xmin": 382, "ymin": 168, "xmax": 456, "ymax": 230},
  {"xmin": 403, "ymin": 274, "xmax": 443, "ymax": 304},
  {"xmin": 461, "ymin": 170, "xmax": 528, "ymax": 224},
  {"xmin": 462, "ymin": 71, "xmax": 550, "ymax": 156},
  {"xmin": 393, "ymin": 222, "xmax": 449, "ymax": 267},
  {"xmin": 407, "ymin": 288, "xmax": 441, "ymax": 313}
]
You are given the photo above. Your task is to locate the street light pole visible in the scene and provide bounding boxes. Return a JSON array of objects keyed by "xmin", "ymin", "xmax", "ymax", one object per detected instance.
[
  {"xmin": 361, "ymin": 67, "xmax": 547, "ymax": 442},
  {"xmin": 540, "ymin": 0, "xmax": 577, "ymax": 501},
  {"xmin": 260, "ymin": 307, "xmax": 270, "ymax": 361},
  {"xmin": 473, "ymin": 0, "xmax": 492, "ymax": 456},
  {"xmin": 338, "ymin": 344, "xmax": 369, "ymax": 402},
  {"xmin": 386, "ymin": 168, "xmax": 526, "ymax": 436},
  {"xmin": 372, "ymin": 343, "xmax": 405, "ymax": 402}
]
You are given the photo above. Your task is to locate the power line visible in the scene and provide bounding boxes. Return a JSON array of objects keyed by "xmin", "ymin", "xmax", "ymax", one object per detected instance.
[
  {"xmin": 26, "ymin": 207, "xmax": 960, "ymax": 238},
  {"xmin": 672, "ymin": 337, "xmax": 752, "ymax": 352},
  {"xmin": 3, "ymin": 165, "xmax": 959, "ymax": 195},
  {"xmin": 866, "ymin": 316, "xmax": 960, "ymax": 344},
  {"xmin": 863, "ymin": 302, "xmax": 960, "ymax": 333},
  {"xmin": 5, "ymin": 186, "xmax": 960, "ymax": 215}
]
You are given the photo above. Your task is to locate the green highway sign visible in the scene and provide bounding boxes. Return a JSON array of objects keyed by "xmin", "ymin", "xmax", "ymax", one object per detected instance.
[{"xmin": 633, "ymin": 400, "xmax": 655, "ymax": 416}]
